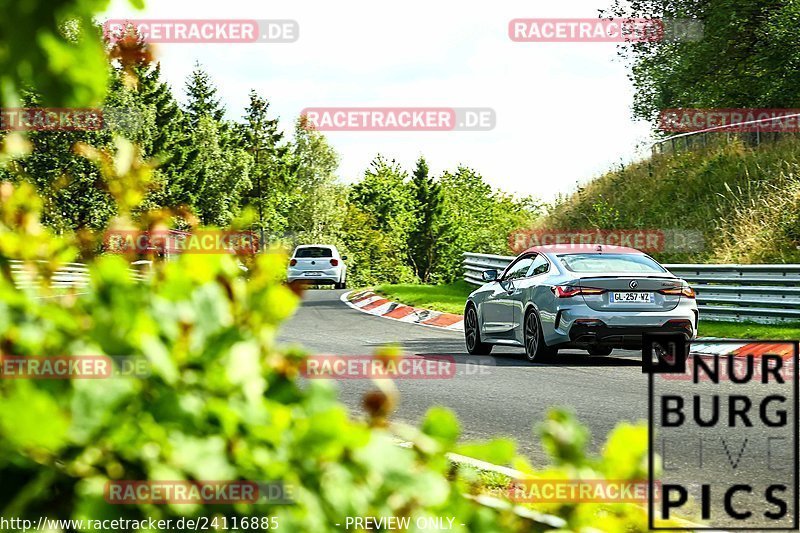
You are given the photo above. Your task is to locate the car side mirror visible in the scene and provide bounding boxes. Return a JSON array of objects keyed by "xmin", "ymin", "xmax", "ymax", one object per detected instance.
[
  {"xmin": 481, "ymin": 269, "xmax": 498, "ymax": 282},
  {"xmin": 341, "ymin": 255, "xmax": 348, "ymax": 261}
]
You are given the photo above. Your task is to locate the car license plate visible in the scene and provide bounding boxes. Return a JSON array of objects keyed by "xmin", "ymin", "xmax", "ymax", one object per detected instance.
[
  {"xmin": 611, "ymin": 292, "xmax": 651, "ymax": 303},
  {"xmin": 304, "ymin": 272, "xmax": 322, "ymax": 276}
]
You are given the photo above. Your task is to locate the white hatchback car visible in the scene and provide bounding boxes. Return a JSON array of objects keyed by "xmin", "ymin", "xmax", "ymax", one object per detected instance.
[{"xmin": 287, "ymin": 245, "xmax": 347, "ymax": 289}]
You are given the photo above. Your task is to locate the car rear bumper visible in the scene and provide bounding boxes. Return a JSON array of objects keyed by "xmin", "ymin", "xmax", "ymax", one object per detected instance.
[
  {"xmin": 287, "ymin": 267, "xmax": 342, "ymax": 284},
  {"xmin": 547, "ymin": 302, "xmax": 698, "ymax": 349},
  {"xmin": 565, "ymin": 321, "xmax": 694, "ymax": 349}
]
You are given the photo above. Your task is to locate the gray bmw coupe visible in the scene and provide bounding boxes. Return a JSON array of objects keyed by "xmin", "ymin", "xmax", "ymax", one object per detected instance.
[{"xmin": 464, "ymin": 244, "xmax": 698, "ymax": 361}]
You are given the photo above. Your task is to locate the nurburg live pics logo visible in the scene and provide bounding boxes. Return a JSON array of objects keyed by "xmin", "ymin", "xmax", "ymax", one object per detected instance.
[{"xmin": 644, "ymin": 336, "xmax": 799, "ymax": 530}]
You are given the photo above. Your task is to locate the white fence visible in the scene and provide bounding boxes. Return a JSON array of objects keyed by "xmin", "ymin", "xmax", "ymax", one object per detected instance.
[
  {"xmin": 9, "ymin": 260, "xmax": 152, "ymax": 290},
  {"xmin": 463, "ymin": 252, "xmax": 800, "ymax": 323}
]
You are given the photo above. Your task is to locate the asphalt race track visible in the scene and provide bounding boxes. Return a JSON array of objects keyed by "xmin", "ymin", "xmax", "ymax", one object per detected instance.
[
  {"xmin": 277, "ymin": 289, "xmax": 795, "ymax": 524},
  {"xmin": 277, "ymin": 288, "xmax": 648, "ymax": 459}
]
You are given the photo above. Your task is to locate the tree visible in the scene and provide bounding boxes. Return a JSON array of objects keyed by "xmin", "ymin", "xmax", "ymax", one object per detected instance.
[
  {"xmin": 102, "ymin": 62, "xmax": 197, "ymax": 217},
  {"xmin": 605, "ymin": 0, "xmax": 800, "ymax": 125},
  {"xmin": 407, "ymin": 156, "xmax": 444, "ymax": 282},
  {"xmin": 435, "ymin": 167, "xmax": 539, "ymax": 282},
  {"xmin": 240, "ymin": 90, "xmax": 291, "ymax": 243},
  {"xmin": 7, "ymin": 87, "xmax": 118, "ymax": 232},
  {"xmin": 190, "ymin": 116, "xmax": 253, "ymax": 226},
  {"xmin": 183, "ymin": 62, "xmax": 225, "ymax": 128},
  {"xmin": 287, "ymin": 116, "xmax": 342, "ymax": 243},
  {"xmin": 349, "ymin": 155, "xmax": 413, "ymax": 237},
  {"xmin": 137, "ymin": 64, "xmax": 196, "ymax": 207},
  {"xmin": 346, "ymin": 156, "xmax": 416, "ymax": 283},
  {"xmin": 179, "ymin": 65, "xmax": 256, "ymax": 227}
]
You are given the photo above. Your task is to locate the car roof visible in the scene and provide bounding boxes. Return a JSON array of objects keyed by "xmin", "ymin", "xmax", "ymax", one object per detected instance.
[
  {"xmin": 295, "ymin": 244, "xmax": 336, "ymax": 249},
  {"xmin": 523, "ymin": 244, "xmax": 643, "ymax": 255}
]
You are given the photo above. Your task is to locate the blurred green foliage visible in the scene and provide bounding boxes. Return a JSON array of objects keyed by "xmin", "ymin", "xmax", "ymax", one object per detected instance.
[
  {"xmin": 0, "ymin": 168, "xmax": 668, "ymax": 532},
  {"xmin": 0, "ymin": 180, "xmax": 541, "ymax": 531},
  {"xmin": 0, "ymin": 0, "xmax": 142, "ymax": 109},
  {"xmin": 0, "ymin": 3, "xmax": 668, "ymax": 531},
  {"xmin": 505, "ymin": 409, "xmax": 671, "ymax": 532}
]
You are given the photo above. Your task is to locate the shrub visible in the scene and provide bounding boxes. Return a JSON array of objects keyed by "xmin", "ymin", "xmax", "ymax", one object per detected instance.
[{"xmin": 0, "ymin": 180, "xmax": 671, "ymax": 532}]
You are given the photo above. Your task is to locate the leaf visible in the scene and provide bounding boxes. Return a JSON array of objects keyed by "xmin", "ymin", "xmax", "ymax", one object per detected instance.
[
  {"xmin": 601, "ymin": 422, "xmax": 649, "ymax": 480},
  {"xmin": 455, "ymin": 438, "xmax": 517, "ymax": 466},
  {"xmin": 167, "ymin": 433, "xmax": 235, "ymax": 480},
  {"xmin": 69, "ymin": 376, "xmax": 136, "ymax": 445},
  {"xmin": 421, "ymin": 406, "xmax": 460, "ymax": 447},
  {"xmin": 0, "ymin": 383, "xmax": 70, "ymax": 453}
]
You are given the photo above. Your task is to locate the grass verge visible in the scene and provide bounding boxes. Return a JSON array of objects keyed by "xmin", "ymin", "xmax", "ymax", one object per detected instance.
[
  {"xmin": 697, "ymin": 320, "xmax": 800, "ymax": 340},
  {"xmin": 374, "ymin": 280, "xmax": 474, "ymax": 314},
  {"xmin": 374, "ymin": 282, "xmax": 800, "ymax": 340}
]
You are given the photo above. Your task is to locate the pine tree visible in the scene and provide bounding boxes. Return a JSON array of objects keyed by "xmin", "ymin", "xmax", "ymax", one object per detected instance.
[
  {"xmin": 191, "ymin": 116, "xmax": 253, "ymax": 226},
  {"xmin": 181, "ymin": 63, "xmax": 254, "ymax": 226},
  {"xmin": 408, "ymin": 156, "xmax": 444, "ymax": 282},
  {"xmin": 183, "ymin": 62, "xmax": 225, "ymax": 128},
  {"xmin": 15, "ymin": 89, "xmax": 115, "ymax": 232},
  {"xmin": 240, "ymin": 90, "xmax": 293, "ymax": 241},
  {"xmin": 137, "ymin": 63, "xmax": 197, "ymax": 208}
]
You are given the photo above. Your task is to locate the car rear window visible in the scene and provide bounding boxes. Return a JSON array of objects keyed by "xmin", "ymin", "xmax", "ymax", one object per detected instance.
[
  {"xmin": 558, "ymin": 253, "xmax": 666, "ymax": 273},
  {"xmin": 295, "ymin": 247, "xmax": 333, "ymax": 258}
]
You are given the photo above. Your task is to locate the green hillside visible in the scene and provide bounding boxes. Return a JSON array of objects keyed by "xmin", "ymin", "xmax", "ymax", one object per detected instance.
[{"xmin": 542, "ymin": 138, "xmax": 800, "ymax": 264}]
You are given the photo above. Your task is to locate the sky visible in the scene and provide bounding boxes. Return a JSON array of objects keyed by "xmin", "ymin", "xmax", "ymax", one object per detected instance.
[{"xmin": 103, "ymin": 0, "xmax": 655, "ymax": 202}]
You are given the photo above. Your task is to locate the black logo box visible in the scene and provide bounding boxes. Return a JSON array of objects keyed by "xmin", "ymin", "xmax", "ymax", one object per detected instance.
[{"xmin": 646, "ymin": 338, "xmax": 799, "ymax": 531}]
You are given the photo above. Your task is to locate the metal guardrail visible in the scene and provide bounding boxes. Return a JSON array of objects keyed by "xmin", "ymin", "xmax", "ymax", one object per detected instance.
[
  {"xmin": 651, "ymin": 111, "xmax": 800, "ymax": 156},
  {"xmin": 463, "ymin": 252, "xmax": 800, "ymax": 323},
  {"xmin": 9, "ymin": 260, "xmax": 152, "ymax": 290}
]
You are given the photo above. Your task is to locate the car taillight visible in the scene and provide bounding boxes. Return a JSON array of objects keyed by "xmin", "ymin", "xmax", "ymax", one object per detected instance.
[
  {"xmin": 554, "ymin": 285, "xmax": 581, "ymax": 298},
  {"xmin": 330, "ymin": 258, "xmax": 339, "ymax": 266},
  {"xmin": 659, "ymin": 286, "xmax": 696, "ymax": 298},
  {"xmin": 552, "ymin": 285, "xmax": 606, "ymax": 298},
  {"xmin": 289, "ymin": 259, "xmax": 297, "ymax": 266}
]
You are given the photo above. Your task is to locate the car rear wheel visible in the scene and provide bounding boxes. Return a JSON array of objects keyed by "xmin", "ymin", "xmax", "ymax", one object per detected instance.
[
  {"xmin": 465, "ymin": 305, "xmax": 492, "ymax": 355},
  {"xmin": 524, "ymin": 310, "xmax": 556, "ymax": 363},
  {"xmin": 587, "ymin": 345, "xmax": 613, "ymax": 356}
]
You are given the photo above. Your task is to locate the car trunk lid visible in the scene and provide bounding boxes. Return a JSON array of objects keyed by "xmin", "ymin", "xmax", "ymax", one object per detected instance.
[
  {"xmin": 293, "ymin": 257, "xmax": 331, "ymax": 270},
  {"xmin": 577, "ymin": 274, "xmax": 683, "ymax": 312}
]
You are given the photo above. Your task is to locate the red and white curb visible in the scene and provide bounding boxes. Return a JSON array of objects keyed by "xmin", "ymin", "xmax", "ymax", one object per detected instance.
[
  {"xmin": 691, "ymin": 339, "xmax": 796, "ymax": 359},
  {"xmin": 341, "ymin": 290, "xmax": 794, "ymax": 358},
  {"xmin": 341, "ymin": 290, "xmax": 464, "ymax": 332}
]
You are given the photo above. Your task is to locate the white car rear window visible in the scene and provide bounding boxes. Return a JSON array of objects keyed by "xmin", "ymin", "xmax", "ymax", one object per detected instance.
[{"xmin": 295, "ymin": 247, "xmax": 333, "ymax": 258}]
